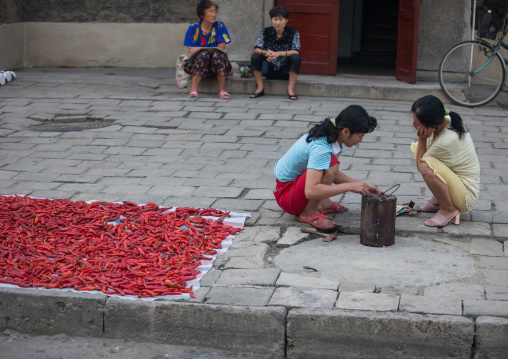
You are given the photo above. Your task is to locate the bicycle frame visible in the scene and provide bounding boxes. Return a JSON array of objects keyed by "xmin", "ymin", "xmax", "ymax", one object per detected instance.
[
  {"xmin": 438, "ymin": 12, "xmax": 508, "ymax": 107},
  {"xmin": 471, "ymin": 15, "xmax": 508, "ymax": 82}
]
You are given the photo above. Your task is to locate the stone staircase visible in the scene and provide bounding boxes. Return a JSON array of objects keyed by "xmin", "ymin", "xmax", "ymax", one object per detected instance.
[{"xmin": 355, "ymin": 0, "xmax": 398, "ymax": 66}]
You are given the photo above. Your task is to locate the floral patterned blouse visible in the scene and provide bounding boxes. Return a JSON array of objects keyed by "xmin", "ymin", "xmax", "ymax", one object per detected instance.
[
  {"xmin": 183, "ymin": 21, "xmax": 231, "ymax": 47},
  {"xmin": 254, "ymin": 26, "xmax": 301, "ymax": 70}
]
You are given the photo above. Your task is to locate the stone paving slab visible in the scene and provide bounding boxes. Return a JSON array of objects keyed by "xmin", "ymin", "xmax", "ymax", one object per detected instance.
[
  {"xmin": 214, "ymin": 269, "xmax": 280, "ymax": 287},
  {"xmin": 276, "ymin": 272, "xmax": 339, "ymax": 291},
  {"xmin": 204, "ymin": 286, "xmax": 276, "ymax": 306},
  {"xmin": 471, "ymin": 239, "xmax": 505, "ymax": 256},
  {"xmin": 335, "ymin": 292, "xmax": 400, "ymax": 312},
  {"xmin": 463, "ymin": 300, "xmax": 508, "ymax": 319},
  {"xmin": 486, "ymin": 285, "xmax": 508, "ymax": 301},
  {"xmin": 399, "ymin": 295, "xmax": 463, "ymax": 316},
  {"xmin": 424, "ymin": 283, "xmax": 485, "ymax": 300},
  {"xmin": 269, "ymin": 286, "xmax": 338, "ymax": 309}
]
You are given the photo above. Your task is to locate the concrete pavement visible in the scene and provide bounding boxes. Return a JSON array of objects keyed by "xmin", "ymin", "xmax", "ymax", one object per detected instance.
[{"xmin": 1, "ymin": 67, "xmax": 508, "ymax": 358}]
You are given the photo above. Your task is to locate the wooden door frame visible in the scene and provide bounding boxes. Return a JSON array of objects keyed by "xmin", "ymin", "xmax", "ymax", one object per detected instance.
[
  {"xmin": 396, "ymin": 0, "xmax": 420, "ymax": 84},
  {"xmin": 275, "ymin": 0, "xmax": 340, "ymax": 75}
]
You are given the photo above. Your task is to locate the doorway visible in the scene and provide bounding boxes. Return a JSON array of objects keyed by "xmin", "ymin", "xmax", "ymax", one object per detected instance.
[{"xmin": 337, "ymin": 0, "xmax": 398, "ymax": 77}]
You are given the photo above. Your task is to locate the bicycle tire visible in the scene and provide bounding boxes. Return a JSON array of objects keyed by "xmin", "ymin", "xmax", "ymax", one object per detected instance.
[{"xmin": 439, "ymin": 40, "xmax": 506, "ymax": 107}]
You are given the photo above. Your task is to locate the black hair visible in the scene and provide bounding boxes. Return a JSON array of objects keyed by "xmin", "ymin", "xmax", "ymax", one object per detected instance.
[
  {"xmin": 197, "ymin": 0, "xmax": 218, "ymax": 21},
  {"xmin": 269, "ymin": 6, "xmax": 290, "ymax": 19},
  {"xmin": 306, "ymin": 105, "xmax": 377, "ymax": 144},
  {"xmin": 411, "ymin": 95, "xmax": 467, "ymax": 139}
]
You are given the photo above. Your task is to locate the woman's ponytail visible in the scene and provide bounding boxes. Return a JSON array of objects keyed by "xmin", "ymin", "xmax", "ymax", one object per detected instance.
[
  {"xmin": 306, "ymin": 118, "xmax": 338, "ymax": 144},
  {"xmin": 448, "ymin": 111, "xmax": 467, "ymax": 139}
]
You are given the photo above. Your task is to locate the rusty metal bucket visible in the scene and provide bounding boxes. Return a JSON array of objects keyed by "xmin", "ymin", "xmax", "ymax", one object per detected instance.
[{"xmin": 360, "ymin": 185, "xmax": 398, "ymax": 247}]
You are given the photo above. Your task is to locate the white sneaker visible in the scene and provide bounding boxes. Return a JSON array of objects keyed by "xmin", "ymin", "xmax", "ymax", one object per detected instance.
[
  {"xmin": 3, "ymin": 71, "xmax": 12, "ymax": 82},
  {"xmin": 0, "ymin": 72, "xmax": 5, "ymax": 86}
]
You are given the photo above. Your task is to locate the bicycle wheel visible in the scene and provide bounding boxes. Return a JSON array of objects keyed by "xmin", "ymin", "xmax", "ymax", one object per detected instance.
[{"xmin": 439, "ymin": 40, "xmax": 506, "ymax": 107}]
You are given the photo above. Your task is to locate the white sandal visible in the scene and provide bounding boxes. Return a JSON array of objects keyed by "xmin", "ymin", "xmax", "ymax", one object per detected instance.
[
  {"xmin": 424, "ymin": 211, "xmax": 460, "ymax": 227},
  {"xmin": 417, "ymin": 201, "xmax": 440, "ymax": 213}
]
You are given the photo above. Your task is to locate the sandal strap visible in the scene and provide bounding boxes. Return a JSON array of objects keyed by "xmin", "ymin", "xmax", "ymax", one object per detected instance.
[{"xmin": 418, "ymin": 201, "xmax": 439, "ymax": 212}]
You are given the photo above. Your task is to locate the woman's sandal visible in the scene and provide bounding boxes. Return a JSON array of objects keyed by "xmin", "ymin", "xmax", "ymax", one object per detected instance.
[
  {"xmin": 219, "ymin": 91, "xmax": 230, "ymax": 99},
  {"xmin": 417, "ymin": 201, "xmax": 440, "ymax": 213},
  {"xmin": 287, "ymin": 90, "xmax": 298, "ymax": 100},
  {"xmin": 424, "ymin": 210, "xmax": 460, "ymax": 227},
  {"xmin": 295, "ymin": 213, "xmax": 337, "ymax": 230},
  {"xmin": 320, "ymin": 202, "xmax": 348, "ymax": 214},
  {"xmin": 187, "ymin": 91, "xmax": 199, "ymax": 98},
  {"xmin": 250, "ymin": 89, "xmax": 265, "ymax": 98}
]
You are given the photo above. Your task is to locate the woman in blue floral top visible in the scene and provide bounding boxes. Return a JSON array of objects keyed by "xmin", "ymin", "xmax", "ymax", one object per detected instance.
[
  {"xmin": 250, "ymin": 6, "xmax": 301, "ymax": 100},
  {"xmin": 183, "ymin": 0, "xmax": 232, "ymax": 99}
]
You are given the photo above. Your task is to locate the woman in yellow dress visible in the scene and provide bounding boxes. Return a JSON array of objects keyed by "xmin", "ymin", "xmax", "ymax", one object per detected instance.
[{"xmin": 410, "ymin": 95, "xmax": 480, "ymax": 227}]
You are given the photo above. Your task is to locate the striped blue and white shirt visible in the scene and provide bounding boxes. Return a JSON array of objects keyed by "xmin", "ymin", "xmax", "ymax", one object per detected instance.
[{"xmin": 274, "ymin": 134, "xmax": 344, "ymax": 182}]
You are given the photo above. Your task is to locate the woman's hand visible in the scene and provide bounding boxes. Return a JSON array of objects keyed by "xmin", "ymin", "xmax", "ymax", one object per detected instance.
[
  {"xmin": 349, "ymin": 181, "xmax": 377, "ymax": 196},
  {"xmin": 366, "ymin": 183, "xmax": 380, "ymax": 194},
  {"xmin": 416, "ymin": 126, "xmax": 435, "ymax": 140},
  {"xmin": 188, "ymin": 47, "xmax": 202, "ymax": 54},
  {"xmin": 265, "ymin": 49, "xmax": 280, "ymax": 62}
]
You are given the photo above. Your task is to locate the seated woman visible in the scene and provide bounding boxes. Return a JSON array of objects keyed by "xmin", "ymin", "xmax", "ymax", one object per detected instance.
[
  {"xmin": 274, "ymin": 105, "xmax": 380, "ymax": 230},
  {"xmin": 183, "ymin": 0, "xmax": 232, "ymax": 99},
  {"xmin": 250, "ymin": 5, "xmax": 301, "ymax": 100},
  {"xmin": 410, "ymin": 95, "xmax": 480, "ymax": 227}
]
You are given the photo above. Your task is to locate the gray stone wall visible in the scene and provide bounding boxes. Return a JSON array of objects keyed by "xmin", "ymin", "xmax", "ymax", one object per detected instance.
[
  {"xmin": 0, "ymin": 0, "xmax": 21, "ymax": 24},
  {"xmin": 0, "ymin": 0, "xmax": 196, "ymax": 24},
  {"xmin": 214, "ymin": 0, "xmax": 274, "ymax": 62},
  {"xmin": 416, "ymin": 0, "xmax": 472, "ymax": 80},
  {"xmin": 0, "ymin": 0, "xmax": 273, "ymax": 63}
]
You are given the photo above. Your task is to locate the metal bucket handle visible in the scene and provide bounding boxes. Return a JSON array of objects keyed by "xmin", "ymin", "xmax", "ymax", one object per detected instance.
[{"xmin": 380, "ymin": 184, "xmax": 400, "ymax": 196}]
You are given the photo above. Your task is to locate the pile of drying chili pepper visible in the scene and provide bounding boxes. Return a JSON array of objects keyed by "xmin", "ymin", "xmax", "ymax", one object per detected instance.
[{"xmin": 0, "ymin": 195, "xmax": 242, "ymax": 298}]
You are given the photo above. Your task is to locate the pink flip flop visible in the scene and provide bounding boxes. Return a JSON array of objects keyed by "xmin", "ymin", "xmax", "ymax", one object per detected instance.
[
  {"xmin": 218, "ymin": 91, "xmax": 230, "ymax": 99},
  {"xmin": 187, "ymin": 91, "xmax": 199, "ymax": 98}
]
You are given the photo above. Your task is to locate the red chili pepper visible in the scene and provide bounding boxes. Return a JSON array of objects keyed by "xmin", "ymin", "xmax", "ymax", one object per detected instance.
[{"xmin": 0, "ymin": 195, "xmax": 242, "ymax": 298}]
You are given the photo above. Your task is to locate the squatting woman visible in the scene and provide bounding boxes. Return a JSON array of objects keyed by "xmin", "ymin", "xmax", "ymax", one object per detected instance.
[{"xmin": 274, "ymin": 105, "xmax": 380, "ymax": 230}]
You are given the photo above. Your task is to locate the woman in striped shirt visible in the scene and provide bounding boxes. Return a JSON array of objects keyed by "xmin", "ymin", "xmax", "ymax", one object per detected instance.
[{"xmin": 273, "ymin": 105, "xmax": 380, "ymax": 230}]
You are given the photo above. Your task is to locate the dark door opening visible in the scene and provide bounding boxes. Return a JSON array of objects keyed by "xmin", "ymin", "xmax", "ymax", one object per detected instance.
[{"xmin": 337, "ymin": 0, "xmax": 398, "ymax": 77}]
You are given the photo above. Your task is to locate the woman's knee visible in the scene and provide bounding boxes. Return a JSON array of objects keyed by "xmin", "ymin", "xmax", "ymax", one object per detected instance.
[
  {"xmin": 323, "ymin": 164, "xmax": 338, "ymax": 184},
  {"xmin": 419, "ymin": 162, "xmax": 433, "ymax": 178},
  {"xmin": 251, "ymin": 53, "xmax": 264, "ymax": 70},
  {"xmin": 212, "ymin": 51, "xmax": 228, "ymax": 62},
  {"xmin": 288, "ymin": 54, "xmax": 301, "ymax": 74},
  {"xmin": 288, "ymin": 54, "xmax": 301, "ymax": 65},
  {"xmin": 195, "ymin": 50, "xmax": 212, "ymax": 60}
]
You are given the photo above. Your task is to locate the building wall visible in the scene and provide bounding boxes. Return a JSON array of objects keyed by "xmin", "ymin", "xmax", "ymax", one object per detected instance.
[
  {"xmin": 0, "ymin": 22, "xmax": 24, "ymax": 69},
  {"xmin": 0, "ymin": 0, "xmax": 481, "ymax": 82},
  {"xmin": 0, "ymin": 0, "xmax": 271, "ymax": 69},
  {"xmin": 417, "ymin": 0, "xmax": 472, "ymax": 80},
  {"xmin": 0, "ymin": 0, "xmax": 196, "ymax": 23},
  {"xmin": 24, "ymin": 22, "xmax": 189, "ymax": 68}
]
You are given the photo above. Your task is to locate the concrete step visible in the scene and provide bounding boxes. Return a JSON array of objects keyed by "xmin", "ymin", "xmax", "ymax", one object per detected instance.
[{"xmin": 194, "ymin": 72, "xmax": 454, "ymax": 104}]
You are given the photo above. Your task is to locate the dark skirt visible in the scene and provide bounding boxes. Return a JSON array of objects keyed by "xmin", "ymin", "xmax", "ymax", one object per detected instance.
[{"xmin": 183, "ymin": 50, "xmax": 232, "ymax": 78}]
